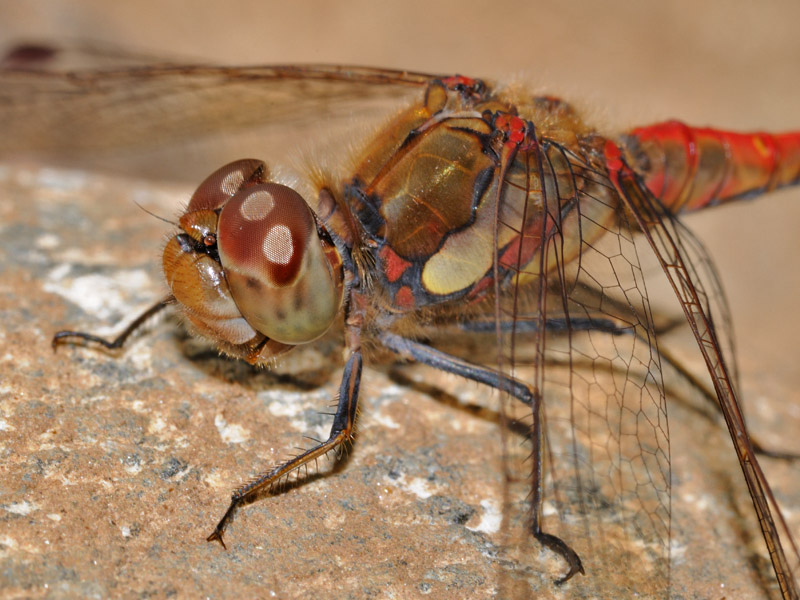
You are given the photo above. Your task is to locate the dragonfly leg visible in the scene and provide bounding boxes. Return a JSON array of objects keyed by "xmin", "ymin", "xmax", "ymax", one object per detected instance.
[
  {"xmin": 206, "ymin": 350, "xmax": 362, "ymax": 548},
  {"xmin": 528, "ymin": 377, "xmax": 585, "ymax": 584},
  {"xmin": 457, "ymin": 316, "xmax": 629, "ymax": 336},
  {"xmin": 51, "ymin": 295, "xmax": 174, "ymax": 350},
  {"xmin": 380, "ymin": 331, "xmax": 534, "ymax": 404},
  {"xmin": 378, "ymin": 331, "xmax": 585, "ymax": 584}
]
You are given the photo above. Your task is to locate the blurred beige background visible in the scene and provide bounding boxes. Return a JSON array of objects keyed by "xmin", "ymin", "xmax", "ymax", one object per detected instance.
[{"xmin": 1, "ymin": 1, "xmax": 798, "ymax": 598}]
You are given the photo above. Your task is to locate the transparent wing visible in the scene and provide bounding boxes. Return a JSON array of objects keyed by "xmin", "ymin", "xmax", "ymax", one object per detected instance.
[
  {"xmin": 0, "ymin": 48, "xmax": 439, "ymax": 180},
  {"xmin": 606, "ymin": 156, "xmax": 800, "ymax": 599},
  {"xmin": 667, "ymin": 219, "xmax": 741, "ymax": 395},
  {"xmin": 417, "ymin": 133, "xmax": 676, "ymax": 597},
  {"xmin": 530, "ymin": 141, "xmax": 669, "ymax": 596}
]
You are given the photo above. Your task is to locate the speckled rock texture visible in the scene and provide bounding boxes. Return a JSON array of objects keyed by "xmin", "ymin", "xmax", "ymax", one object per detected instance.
[{"xmin": 1, "ymin": 3, "xmax": 800, "ymax": 599}]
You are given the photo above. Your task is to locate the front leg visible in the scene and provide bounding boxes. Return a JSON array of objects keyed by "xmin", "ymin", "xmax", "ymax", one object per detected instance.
[
  {"xmin": 52, "ymin": 296, "xmax": 173, "ymax": 350},
  {"xmin": 207, "ymin": 349, "xmax": 362, "ymax": 548}
]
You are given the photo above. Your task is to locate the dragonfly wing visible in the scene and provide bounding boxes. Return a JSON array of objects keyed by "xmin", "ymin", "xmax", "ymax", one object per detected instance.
[
  {"xmin": 483, "ymin": 139, "xmax": 673, "ymax": 596},
  {"xmin": 0, "ymin": 57, "xmax": 438, "ymax": 180},
  {"xmin": 606, "ymin": 153, "xmax": 800, "ymax": 599},
  {"xmin": 666, "ymin": 219, "xmax": 741, "ymax": 393}
]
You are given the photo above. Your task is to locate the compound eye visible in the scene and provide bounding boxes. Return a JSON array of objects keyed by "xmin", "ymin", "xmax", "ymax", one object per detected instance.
[
  {"xmin": 187, "ymin": 159, "xmax": 267, "ymax": 212},
  {"xmin": 217, "ymin": 183, "xmax": 344, "ymax": 344}
]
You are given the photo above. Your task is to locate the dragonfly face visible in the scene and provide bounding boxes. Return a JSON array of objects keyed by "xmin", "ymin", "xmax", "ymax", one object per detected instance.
[{"xmin": 163, "ymin": 158, "xmax": 345, "ymax": 363}]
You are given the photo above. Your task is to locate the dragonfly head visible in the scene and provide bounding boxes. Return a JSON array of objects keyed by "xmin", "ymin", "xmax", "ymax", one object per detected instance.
[{"xmin": 163, "ymin": 159, "xmax": 344, "ymax": 361}]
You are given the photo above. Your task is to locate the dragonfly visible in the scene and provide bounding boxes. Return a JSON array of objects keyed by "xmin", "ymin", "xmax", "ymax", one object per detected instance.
[{"xmin": 1, "ymin": 44, "xmax": 798, "ymax": 598}]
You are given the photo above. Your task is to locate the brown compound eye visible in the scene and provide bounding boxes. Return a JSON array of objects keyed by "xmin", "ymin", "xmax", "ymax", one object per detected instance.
[
  {"xmin": 187, "ymin": 159, "xmax": 268, "ymax": 212},
  {"xmin": 216, "ymin": 183, "xmax": 344, "ymax": 345}
]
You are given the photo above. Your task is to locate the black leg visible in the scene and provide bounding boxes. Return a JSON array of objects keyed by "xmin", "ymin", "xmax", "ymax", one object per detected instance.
[
  {"xmin": 379, "ymin": 331, "xmax": 534, "ymax": 405},
  {"xmin": 52, "ymin": 296, "xmax": 174, "ymax": 350},
  {"xmin": 528, "ymin": 379, "xmax": 585, "ymax": 584},
  {"xmin": 207, "ymin": 350, "xmax": 362, "ymax": 548},
  {"xmin": 378, "ymin": 331, "xmax": 585, "ymax": 584},
  {"xmin": 456, "ymin": 315, "xmax": 629, "ymax": 336}
]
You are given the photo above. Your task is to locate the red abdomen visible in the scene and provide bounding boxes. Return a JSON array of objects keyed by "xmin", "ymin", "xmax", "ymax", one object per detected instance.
[{"xmin": 621, "ymin": 120, "xmax": 800, "ymax": 212}]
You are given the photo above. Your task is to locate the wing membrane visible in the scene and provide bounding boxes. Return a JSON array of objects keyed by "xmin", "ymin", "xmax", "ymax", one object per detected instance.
[
  {"xmin": 0, "ymin": 59, "xmax": 438, "ymax": 179},
  {"xmin": 607, "ymin": 159, "xmax": 800, "ymax": 598},
  {"xmin": 491, "ymin": 138, "xmax": 672, "ymax": 596}
]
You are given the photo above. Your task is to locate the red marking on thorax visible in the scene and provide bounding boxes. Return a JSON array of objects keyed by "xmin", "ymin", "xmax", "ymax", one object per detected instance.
[
  {"xmin": 603, "ymin": 140, "xmax": 624, "ymax": 172},
  {"xmin": 494, "ymin": 113, "xmax": 532, "ymax": 149},
  {"xmin": 379, "ymin": 246, "xmax": 412, "ymax": 283},
  {"xmin": 394, "ymin": 286, "xmax": 415, "ymax": 310},
  {"xmin": 441, "ymin": 75, "xmax": 477, "ymax": 89},
  {"xmin": 466, "ymin": 276, "xmax": 493, "ymax": 303}
]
